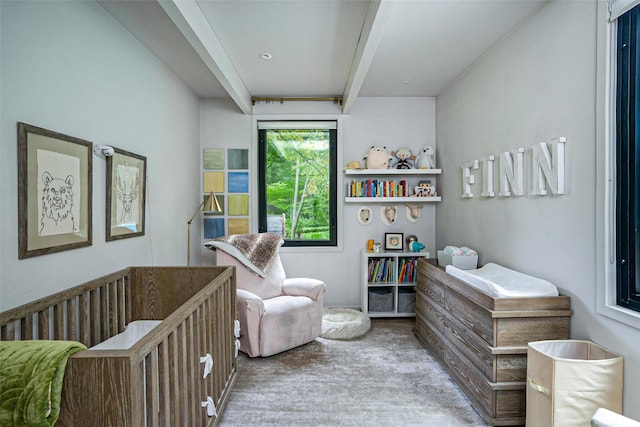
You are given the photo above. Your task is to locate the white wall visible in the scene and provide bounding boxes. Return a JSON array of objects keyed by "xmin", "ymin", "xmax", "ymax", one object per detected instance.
[
  {"xmin": 0, "ymin": 1, "xmax": 201, "ymax": 310},
  {"xmin": 436, "ymin": 0, "xmax": 640, "ymax": 418},
  {"xmin": 199, "ymin": 97, "xmax": 436, "ymax": 308}
]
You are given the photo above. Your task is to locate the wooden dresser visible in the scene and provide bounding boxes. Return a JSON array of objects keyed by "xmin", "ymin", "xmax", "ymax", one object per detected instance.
[{"xmin": 414, "ymin": 259, "xmax": 572, "ymax": 426}]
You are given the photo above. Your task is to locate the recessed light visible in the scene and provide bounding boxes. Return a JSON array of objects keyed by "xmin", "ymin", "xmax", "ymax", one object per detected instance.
[
  {"xmin": 259, "ymin": 52, "xmax": 273, "ymax": 60},
  {"xmin": 402, "ymin": 77, "xmax": 411, "ymax": 84}
]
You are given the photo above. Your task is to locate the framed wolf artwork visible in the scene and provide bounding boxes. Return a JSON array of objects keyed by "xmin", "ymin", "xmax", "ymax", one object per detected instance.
[{"xmin": 17, "ymin": 122, "xmax": 93, "ymax": 259}]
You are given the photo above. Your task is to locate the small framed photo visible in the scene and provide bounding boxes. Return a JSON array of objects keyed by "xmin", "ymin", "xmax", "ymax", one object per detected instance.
[
  {"xmin": 385, "ymin": 232, "xmax": 403, "ymax": 251},
  {"xmin": 17, "ymin": 122, "xmax": 93, "ymax": 259},
  {"xmin": 106, "ymin": 147, "xmax": 146, "ymax": 241}
]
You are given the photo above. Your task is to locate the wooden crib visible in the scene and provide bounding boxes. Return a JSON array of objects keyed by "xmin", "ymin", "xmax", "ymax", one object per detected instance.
[{"xmin": 0, "ymin": 266, "xmax": 237, "ymax": 427}]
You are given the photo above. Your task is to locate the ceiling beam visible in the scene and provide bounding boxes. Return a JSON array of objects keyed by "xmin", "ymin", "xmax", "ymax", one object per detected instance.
[
  {"xmin": 341, "ymin": 0, "xmax": 396, "ymax": 114},
  {"xmin": 158, "ymin": 0, "xmax": 252, "ymax": 114}
]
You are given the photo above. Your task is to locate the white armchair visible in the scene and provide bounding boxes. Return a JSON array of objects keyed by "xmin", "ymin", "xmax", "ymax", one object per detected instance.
[{"xmin": 210, "ymin": 235, "xmax": 325, "ymax": 357}]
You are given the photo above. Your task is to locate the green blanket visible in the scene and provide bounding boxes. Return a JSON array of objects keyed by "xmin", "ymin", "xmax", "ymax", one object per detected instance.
[{"xmin": 0, "ymin": 340, "xmax": 86, "ymax": 427}]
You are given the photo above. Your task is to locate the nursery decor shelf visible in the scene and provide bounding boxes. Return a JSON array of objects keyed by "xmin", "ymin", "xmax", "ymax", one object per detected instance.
[
  {"xmin": 345, "ymin": 196, "xmax": 441, "ymax": 203},
  {"xmin": 361, "ymin": 250, "xmax": 429, "ymax": 317},
  {"xmin": 344, "ymin": 168, "xmax": 442, "ymax": 175},
  {"xmin": 345, "ymin": 168, "xmax": 442, "ymax": 203}
]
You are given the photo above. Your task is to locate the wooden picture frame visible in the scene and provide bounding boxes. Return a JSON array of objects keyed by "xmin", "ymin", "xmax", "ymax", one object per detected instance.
[
  {"xmin": 18, "ymin": 122, "xmax": 93, "ymax": 259},
  {"xmin": 106, "ymin": 147, "xmax": 146, "ymax": 241},
  {"xmin": 385, "ymin": 232, "xmax": 403, "ymax": 251}
]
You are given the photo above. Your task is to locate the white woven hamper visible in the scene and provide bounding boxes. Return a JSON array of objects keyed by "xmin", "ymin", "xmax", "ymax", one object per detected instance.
[{"xmin": 526, "ymin": 340, "xmax": 623, "ymax": 427}]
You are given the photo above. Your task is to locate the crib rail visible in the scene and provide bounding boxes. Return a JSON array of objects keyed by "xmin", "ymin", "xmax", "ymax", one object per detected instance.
[
  {"xmin": 0, "ymin": 269, "xmax": 132, "ymax": 346},
  {"xmin": 133, "ymin": 267, "xmax": 237, "ymax": 426},
  {"xmin": 0, "ymin": 266, "xmax": 238, "ymax": 427}
]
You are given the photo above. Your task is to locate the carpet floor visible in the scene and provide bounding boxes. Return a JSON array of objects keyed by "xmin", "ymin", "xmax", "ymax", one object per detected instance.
[{"xmin": 218, "ymin": 318, "xmax": 490, "ymax": 427}]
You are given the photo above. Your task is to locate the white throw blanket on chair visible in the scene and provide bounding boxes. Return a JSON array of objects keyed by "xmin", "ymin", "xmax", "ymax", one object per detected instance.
[{"xmin": 204, "ymin": 233, "xmax": 283, "ymax": 277}]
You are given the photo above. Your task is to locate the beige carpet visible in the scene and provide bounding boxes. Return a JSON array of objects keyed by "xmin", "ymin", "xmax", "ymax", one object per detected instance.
[{"xmin": 219, "ymin": 318, "xmax": 490, "ymax": 426}]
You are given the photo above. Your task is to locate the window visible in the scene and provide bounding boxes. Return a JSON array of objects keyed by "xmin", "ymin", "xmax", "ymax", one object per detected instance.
[
  {"xmin": 258, "ymin": 121, "xmax": 337, "ymax": 247},
  {"xmin": 615, "ymin": 6, "xmax": 640, "ymax": 312}
]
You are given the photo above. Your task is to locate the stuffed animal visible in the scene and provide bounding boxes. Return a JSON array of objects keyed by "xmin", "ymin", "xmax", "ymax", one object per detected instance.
[
  {"xmin": 414, "ymin": 181, "xmax": 436, "ymax": 197},
  {"xmin": 408, "ymin": 240, "xmax": 425, "ymax": 252},
  {"xmin": 363, "ymin": 146, "xmax": 392, "ymax": 169},
  {"xmin": 415, "ymin": 145, "xmax": 436, "ymax": 169},
  {"xmin": 391, "ymin": 147, "xmax": 415, "ymax": 169}
]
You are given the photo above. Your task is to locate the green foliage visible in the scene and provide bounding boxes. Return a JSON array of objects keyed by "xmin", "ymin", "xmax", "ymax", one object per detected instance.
[{"xmin": 266, "ymin": 129, "xmax": 330, "ymax": 240}]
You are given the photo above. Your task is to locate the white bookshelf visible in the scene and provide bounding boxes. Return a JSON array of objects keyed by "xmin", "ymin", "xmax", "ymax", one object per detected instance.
[{"xmin": 361, "ymin": 250, "xmax": 429, "ymax": 318}]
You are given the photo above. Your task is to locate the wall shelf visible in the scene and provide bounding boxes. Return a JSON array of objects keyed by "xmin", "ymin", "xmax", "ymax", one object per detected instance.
[
  {"xmin": 345, "ymin": 196, "xmax": 441, "ymax": 203},
  {"xmin": 345, "ymin": 168, "xmax": 441, "ymax": 176},
  {"xmin": 345, "ymin": 168, "xmax": 442, "ymax": 202}
]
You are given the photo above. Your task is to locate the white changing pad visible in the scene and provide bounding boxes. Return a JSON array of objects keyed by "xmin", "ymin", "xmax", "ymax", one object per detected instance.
[
  {"xmin": 90, "ymin": 320, "xmax": 162, "ymax": 350},
  {"xmin": 445, "ymin": 263, "xmax": 559, "ymax": 298}
]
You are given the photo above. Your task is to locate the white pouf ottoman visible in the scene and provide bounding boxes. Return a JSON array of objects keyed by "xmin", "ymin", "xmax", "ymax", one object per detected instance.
[{"xmin": 321, "ymin": 308, "xmax": 371, "ymax": 340}]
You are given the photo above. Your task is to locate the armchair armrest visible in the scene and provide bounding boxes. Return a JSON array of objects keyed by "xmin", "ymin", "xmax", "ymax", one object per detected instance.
[
  {"xmin": 282, "ymin": 278, "xmax": 326, "ymax": 301},
  {"xmin": 235, "ymin": 288, "xmax": 264, "ymax": 357},
  {"xmin": 237, "ymin": 289, "xmax": 265, "ymax": 312}
]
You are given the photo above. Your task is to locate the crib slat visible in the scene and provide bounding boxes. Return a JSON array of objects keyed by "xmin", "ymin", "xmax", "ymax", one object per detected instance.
[
  {"xmin": 100, "ymin": 285, "xmax": 109, "ymax": 341},
  {"xmin": 177, "ymin": 324, "xmax": 187, "ymax": 426},
  {"xmin": 185, "ymin": 320, "xmax": 197, "ymax": 425},
  {"xmin": 159, "ymin": 339, "xmax": 170, "ymax": 426},
  {"xmin": 125, "ymin": 274, "xmax": 132, "ymax": 325},
  {"xmin": 1, "ymin": 322, "xmax": 15, "ymax": 341},
  {"xmin": 195, "ymin": 304, "xmax": 207, "ymax": 425},
  {"xmin": 68, "ymin": 296, "xmax": 78, "ymax": 342},
  {"xmin": 21, "ymin": 315, "xmax": 33, "ymax": 340},
  {"xmin": 37, "ymin": 309, "xmax": 49, "ymax": 340},
  {"xmin": 80, "ymin": 292, "xmax": 91, "ymax": 345},
  {"xmin": 145, "ymin": 348, "xmax": 158, "ymax": 427},
  {"xmin": 169, "ymin": 331, "xmax": 180, "ymax": 425},
  {"xmin": 53, "ymin": 303, "xmax": 64, "ymax": 340},
  {"xmin": 89, "ymin": 289, "xmax": 99, "ymax": 346},
  {"xmin": 118, "ymin": 277, "xmax": 127, "ymax": 334},
  {"xmin": 108, "ymin": 280, "xmax": 117, "ymax": 337}
]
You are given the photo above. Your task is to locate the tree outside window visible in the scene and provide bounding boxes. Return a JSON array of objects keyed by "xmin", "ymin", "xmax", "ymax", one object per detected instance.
[{"xmin": 258, "ymin": 122, "xmax": 337, "ymax": 247}]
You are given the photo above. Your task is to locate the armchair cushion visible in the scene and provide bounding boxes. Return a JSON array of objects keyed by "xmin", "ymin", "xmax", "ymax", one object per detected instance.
[{"xmin": 216, "ymin": 249, "xmax": 285, "ymax": 299}]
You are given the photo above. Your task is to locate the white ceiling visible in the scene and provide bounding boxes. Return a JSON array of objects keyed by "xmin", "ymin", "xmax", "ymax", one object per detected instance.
[{"xmin": 99, "ymin": 0, "xmax": 545, "ymax": 113}]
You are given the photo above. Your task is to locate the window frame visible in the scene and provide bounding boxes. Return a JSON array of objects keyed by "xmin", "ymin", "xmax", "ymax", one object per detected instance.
[
  {"xmin": 257, "ymin": 121, "xmax": 338, "ymax": 248},
  {"xmin": 597, "ymin": 0, "xmax": 640, "ymax": 330},
  {"xmin": 615, "ymin": 6, "xmax": 640, "ymax": 312}
]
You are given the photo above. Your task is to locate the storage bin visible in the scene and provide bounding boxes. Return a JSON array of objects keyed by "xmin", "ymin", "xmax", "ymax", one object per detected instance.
[
  {"xmin": 397, "ymin": 288, "xmax": 416, "ymax": 313},
  {"xmin": 368, "ymin": 288, "xmax": 393, "ymax": 312},
  {"xmin": 437, "ymin": 250, "xmax": 478, "ymax": 270},
  {"xmin": 526, "ymin": 340, "xmax": 623, "ymax": 427}
]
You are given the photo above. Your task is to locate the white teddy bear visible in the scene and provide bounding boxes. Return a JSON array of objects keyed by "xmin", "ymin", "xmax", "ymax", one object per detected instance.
[{"xmin": 363, "ymin": 146, "xmax": 392, "ymax": 169}]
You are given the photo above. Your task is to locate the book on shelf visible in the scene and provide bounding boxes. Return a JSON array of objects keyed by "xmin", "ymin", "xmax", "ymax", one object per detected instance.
[
  {"xmin": 348, "ymin": 179, "xmax": 410, "ymax": 198},
  {"xmin": 398, "ymin": 257, "xmax": 418, "ymax": 282},
  {"xmin": 367, "ymin": 257, "xmax": 395, "ymax": 283}
]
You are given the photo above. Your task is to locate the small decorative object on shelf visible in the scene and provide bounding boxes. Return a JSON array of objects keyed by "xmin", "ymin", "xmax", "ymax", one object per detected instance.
[
  {"xmin": 414, "ymin": 180, "xmax": 437, "ymax": 197},
  {"xmin": 363, "ymin": 146, "xmax": 392, "ymax": 169},
  {"xmin": 415, "ymin": 145, "xmax": 436, "ymax": 169},
  {"xmin": 385, "ymin": 232, "xmax": 403, "ymax": 251},
  {"xmin": 405, "ymin": 234, "xmax": 425, "ymax": 252},
  {"xmin": 391, "ymin": 147, "xmax": 415, "ymax": 169}
]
